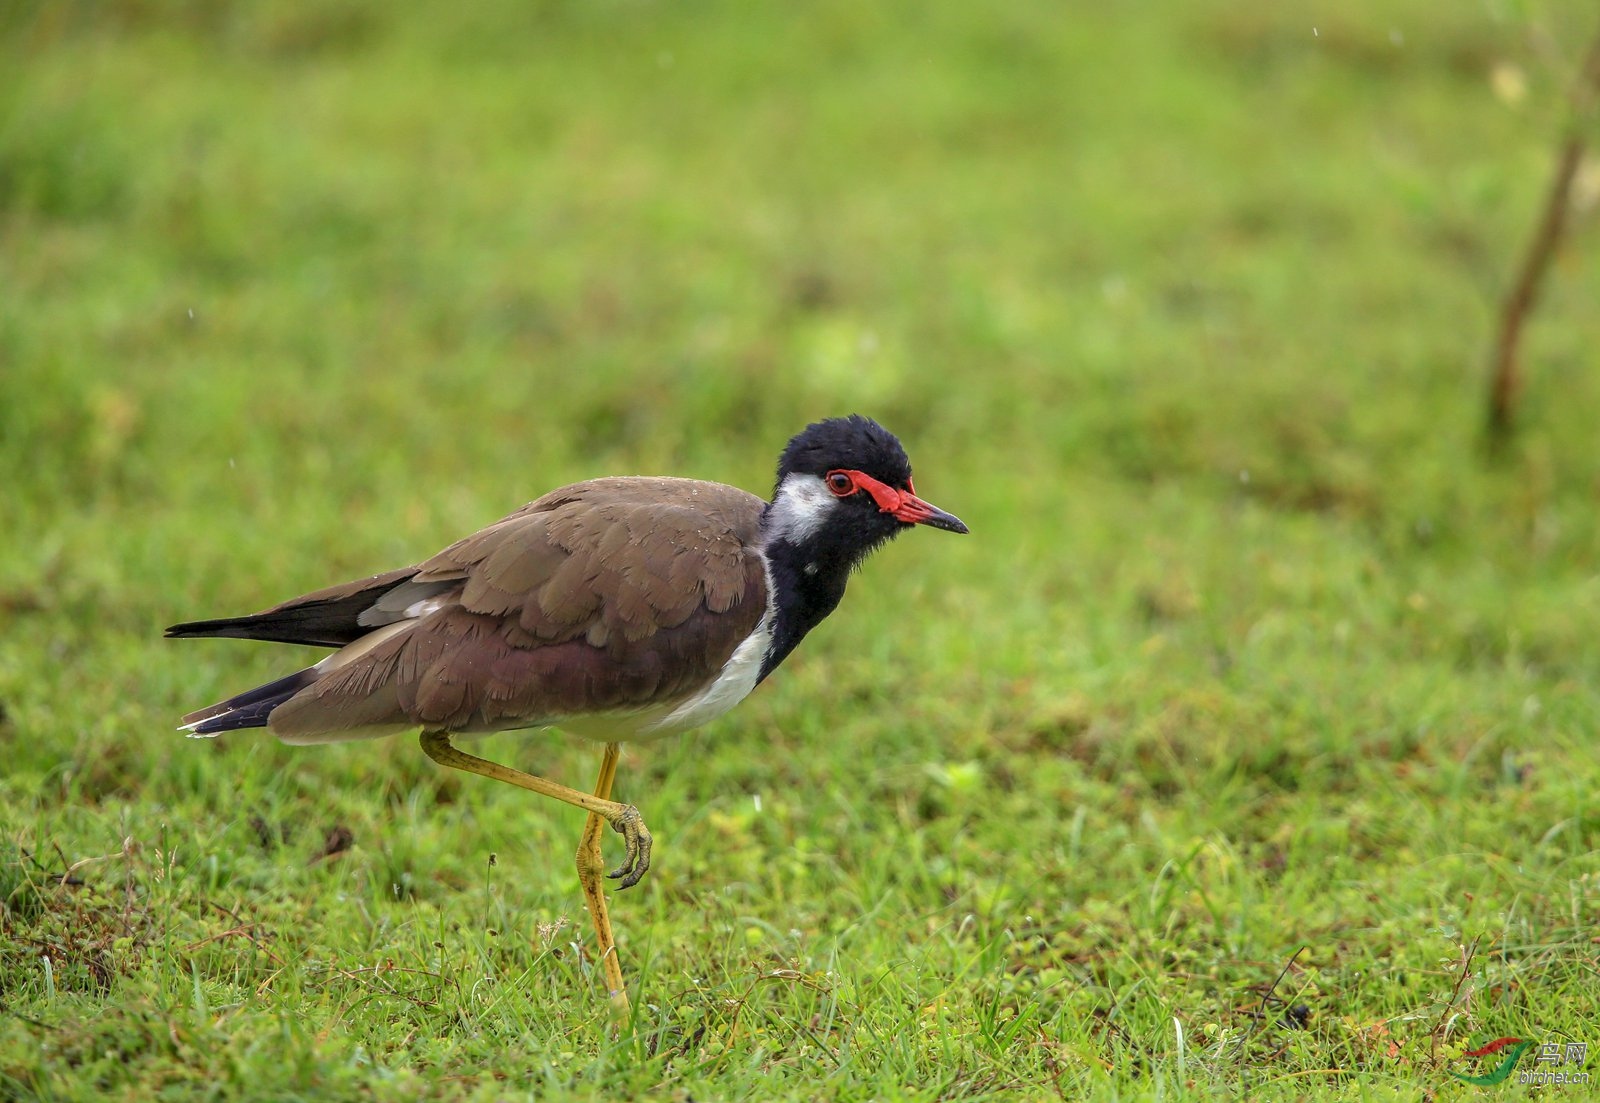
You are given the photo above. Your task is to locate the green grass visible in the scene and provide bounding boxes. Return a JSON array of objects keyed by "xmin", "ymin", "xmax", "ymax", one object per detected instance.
[{"xmin": 4, "ymin": 0, "xmax": 1600, "ymax": 1098}]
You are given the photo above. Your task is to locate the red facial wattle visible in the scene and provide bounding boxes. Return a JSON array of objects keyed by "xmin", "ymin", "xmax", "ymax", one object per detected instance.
[{"xmin": 824, "ymin": 469, "xmax": 969, "ymax": 534}]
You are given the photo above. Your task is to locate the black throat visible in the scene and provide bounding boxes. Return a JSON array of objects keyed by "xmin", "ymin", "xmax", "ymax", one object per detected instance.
[{"xmin": 754, "ymin": 508, "xmax": 897, "ymax": 684}]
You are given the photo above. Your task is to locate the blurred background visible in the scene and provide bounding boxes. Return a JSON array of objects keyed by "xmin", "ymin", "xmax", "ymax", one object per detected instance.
[{"xmin": 3, "ymin": 0, "xmax": 1599, "ymax": 1095}]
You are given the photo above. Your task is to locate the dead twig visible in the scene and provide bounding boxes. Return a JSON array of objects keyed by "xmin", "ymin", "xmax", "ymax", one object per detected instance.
[
  {"xmin": 183, "ymin": 926, "xmax": 285, "ymax": 967},
  {"xmin": 1255, "ymin": 945, "xmax": 1307, "ymax": 1025},
  {"xmin": 1487, "ymin": 20, "xmax": 1600, "ymax": 445},
  {"xmin": 1429, "ymin": 934, "xmax": 1481, "ymax": 1064}
]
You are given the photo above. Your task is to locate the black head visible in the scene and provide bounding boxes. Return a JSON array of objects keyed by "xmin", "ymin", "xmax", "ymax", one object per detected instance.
[
  {"xmin": 755, "ymin": 415, "xmax": 967, "ymax": 683},
  {"xmin": 775, "ymin": 414, "xmax": 914, "ymax": 492},
  {"xmin": 766, "ymin": 415, "xmax": 968, "ymax": 553}
]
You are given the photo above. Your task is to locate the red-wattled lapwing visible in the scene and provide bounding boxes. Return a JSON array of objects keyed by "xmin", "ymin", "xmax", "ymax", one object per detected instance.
[{"xmin": 167, "ymin": 415, "xmax": 966, "ymax": 1017}]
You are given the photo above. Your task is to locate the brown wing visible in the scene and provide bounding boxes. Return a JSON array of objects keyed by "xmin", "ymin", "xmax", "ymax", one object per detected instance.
[{"xmin": 266, "ymin": 477, "xmax": 769, "ymax": 741}]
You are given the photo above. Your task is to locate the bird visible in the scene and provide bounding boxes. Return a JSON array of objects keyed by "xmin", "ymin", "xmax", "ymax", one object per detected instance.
[{"xmin": 166, "ymin": 414, "xmax": 967, "ymax": 1019}]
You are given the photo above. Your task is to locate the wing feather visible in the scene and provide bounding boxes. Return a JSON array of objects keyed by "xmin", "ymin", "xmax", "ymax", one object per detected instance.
[{"xmin": 265, "ymin": 478, "xmax": 769, "ymax": 742}]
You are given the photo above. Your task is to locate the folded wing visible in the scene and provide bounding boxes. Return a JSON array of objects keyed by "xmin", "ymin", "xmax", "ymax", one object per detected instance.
[{"xmin": 172, "ymin": 478, "xmax": 770, "ymax": 744}]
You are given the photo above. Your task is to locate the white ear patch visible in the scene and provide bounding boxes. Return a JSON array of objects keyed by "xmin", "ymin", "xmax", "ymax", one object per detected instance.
[{"xmin": 766, "ymin": 473, "xmax": 839, "ymax": 545}]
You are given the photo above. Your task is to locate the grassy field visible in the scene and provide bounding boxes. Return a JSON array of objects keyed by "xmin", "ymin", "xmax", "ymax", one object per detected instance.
[{"xmin": 4, "ymin": 1, "xmax": 1600, "ymax": 1098}]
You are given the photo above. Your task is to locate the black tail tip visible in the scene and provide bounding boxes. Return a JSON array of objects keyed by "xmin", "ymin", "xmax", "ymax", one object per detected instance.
[{"xmin": 165, "ymin": 617, "xmax": 242, "ymax": 639}]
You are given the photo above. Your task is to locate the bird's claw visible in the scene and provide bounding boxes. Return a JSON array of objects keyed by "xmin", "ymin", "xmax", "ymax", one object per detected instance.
[{"xmin": 606, "ymin": 805, "xmax": 652, "ymax": 889}]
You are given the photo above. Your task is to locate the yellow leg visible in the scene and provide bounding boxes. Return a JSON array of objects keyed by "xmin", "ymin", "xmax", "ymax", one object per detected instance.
[
  {"xmin": 577, "ymin": 743, "xmax": 631, "ymax": 1022},
  {"xmin": 419, "ymin": 731, "xmax": 652, "ymax": 887}
]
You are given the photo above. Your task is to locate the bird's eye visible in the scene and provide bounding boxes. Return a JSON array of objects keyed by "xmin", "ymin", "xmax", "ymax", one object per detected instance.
[{"xmin": 825, "ymin": 471, "xmax": 855, "ymax": 497}]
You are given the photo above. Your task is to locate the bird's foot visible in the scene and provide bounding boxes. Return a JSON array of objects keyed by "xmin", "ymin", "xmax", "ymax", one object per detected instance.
[{"xmin": 606, "ymin": 805, "xmax": 653, "ymax": 889}]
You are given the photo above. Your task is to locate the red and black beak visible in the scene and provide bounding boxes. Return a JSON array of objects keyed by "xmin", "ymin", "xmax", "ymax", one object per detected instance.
[{"xmin": 890, "ymin": 490, "xmax": 969, "ymax": 534}]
